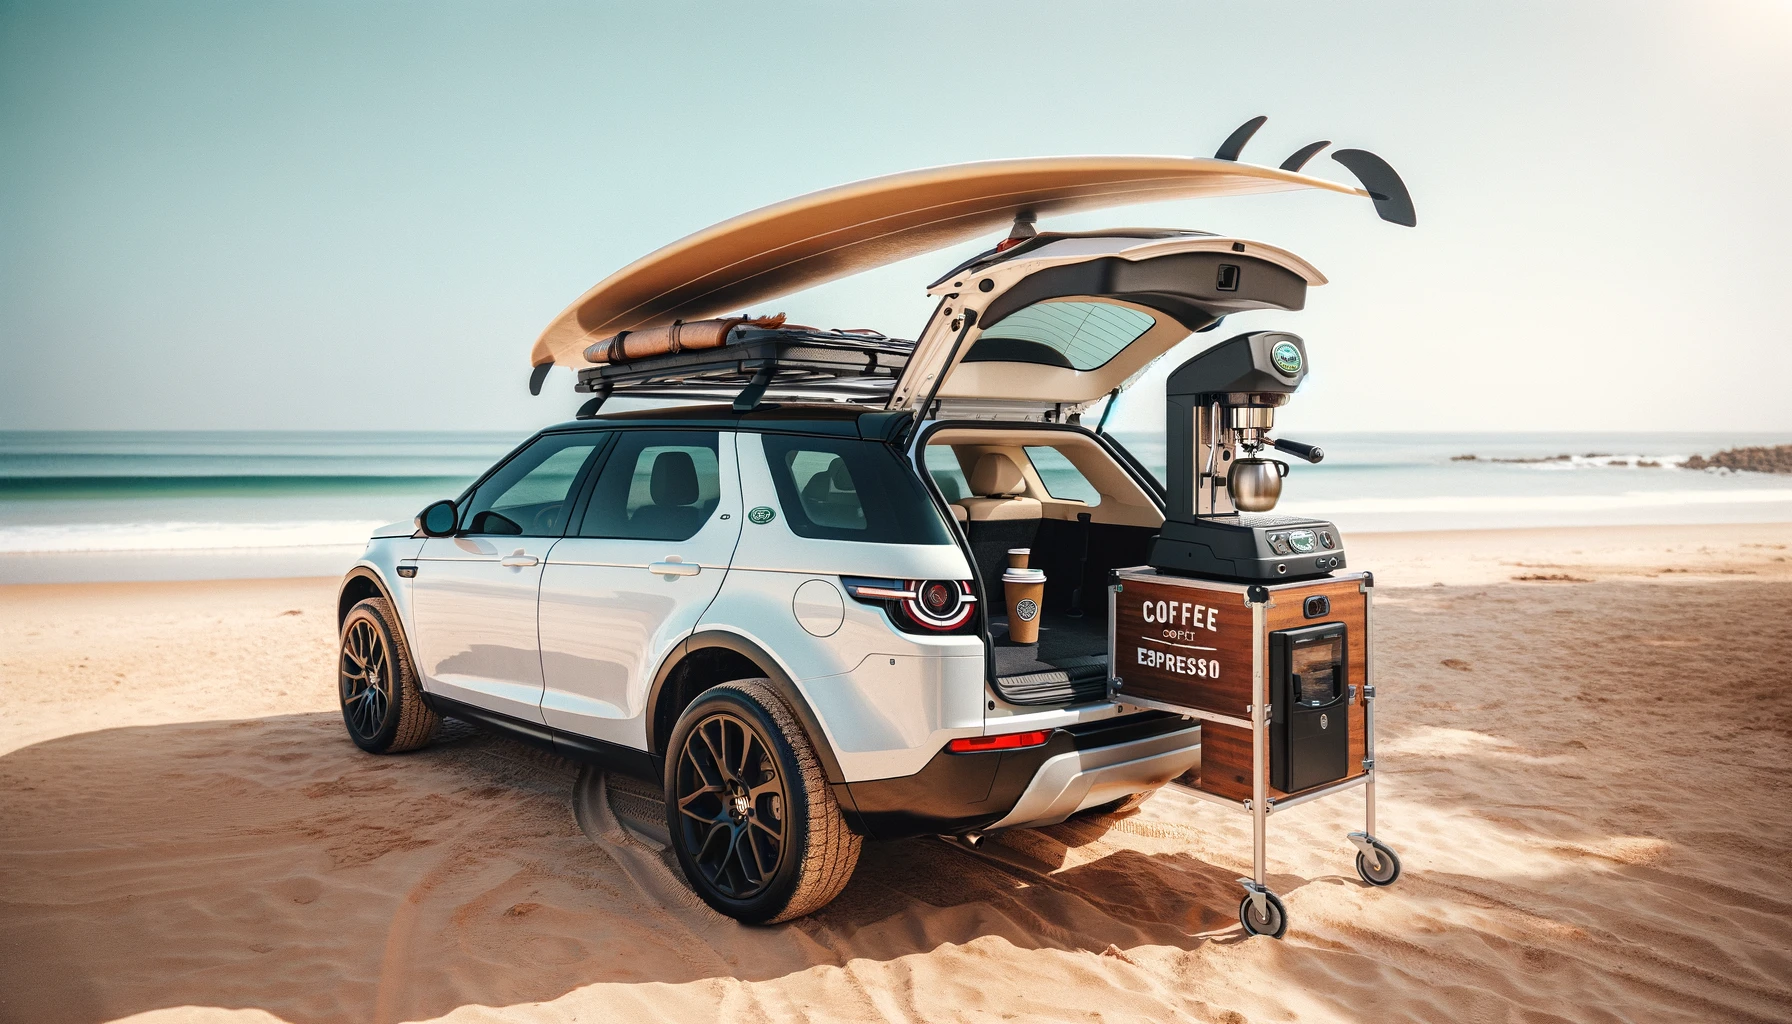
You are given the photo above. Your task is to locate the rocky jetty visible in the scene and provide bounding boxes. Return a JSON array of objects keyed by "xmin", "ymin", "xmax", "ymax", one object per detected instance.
[{"xmin": 1680, "ymin": 445, "xmax": 1792, "ymax": 474}]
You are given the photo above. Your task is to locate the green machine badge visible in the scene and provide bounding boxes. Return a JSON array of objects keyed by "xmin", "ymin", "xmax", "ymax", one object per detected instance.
[
  {"xmin": 1271, "ymin": 340, "xmax": 1303, "ymax": 375},
  {"xmin": 1275, "ymin": 340, "xmax": 1304, "ymax": 376},
  {"xmin": 747, "ymin": 506, "xmax": 777, "ymax": 525}
]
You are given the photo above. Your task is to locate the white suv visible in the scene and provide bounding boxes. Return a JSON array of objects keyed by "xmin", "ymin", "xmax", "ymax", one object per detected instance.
[{"xmin": 337, "ymin": 150, "xmax": 1401, "ymax": 922}]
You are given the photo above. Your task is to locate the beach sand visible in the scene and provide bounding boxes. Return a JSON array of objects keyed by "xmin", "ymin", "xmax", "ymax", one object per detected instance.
[{"xmin": 2, "ymin": 523, "xmax": 1789, "ymax": 1023}]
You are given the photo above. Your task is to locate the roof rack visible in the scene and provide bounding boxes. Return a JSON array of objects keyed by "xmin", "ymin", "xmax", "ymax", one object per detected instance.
[{"xmin": 573, "ymin": 326, "xmax": 913, "ymax": 416}]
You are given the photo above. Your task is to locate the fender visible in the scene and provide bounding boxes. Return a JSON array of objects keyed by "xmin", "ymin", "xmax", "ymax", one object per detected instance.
[
  {"xmin": 337, "ymin": 564, "xmax": 395, "ymax": 624},
  {"xmin": 337, "ymin": 565, "xmax": 429, "ymax": 704},
  {"xmin": 646, "ymin": 629, "xmax": 849, "ymax": 786}
]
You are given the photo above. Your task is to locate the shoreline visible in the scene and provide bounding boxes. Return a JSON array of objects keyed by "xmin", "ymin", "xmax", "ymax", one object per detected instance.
[{"xmin": 3, "ymin": 520, "xmax": 1787, "ymax": 592}]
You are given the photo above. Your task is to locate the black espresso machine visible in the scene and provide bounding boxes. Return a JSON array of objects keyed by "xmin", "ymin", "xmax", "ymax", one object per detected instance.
[
  {"xmin": 1146, "ymin": 329, "xmax": 1353, "ymax": 792},
  {"xmin": 1111, "ymin": 328, "xmax": 1398, "ymax": 939},
  {"xmin": 1147, "ymin": 330, "xmax": 1342, "ymax": 582}
]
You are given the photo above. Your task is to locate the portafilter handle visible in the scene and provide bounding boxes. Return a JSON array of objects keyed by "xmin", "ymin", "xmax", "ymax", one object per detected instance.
[{"xmin": 1268, "ymin": 437, "xmax": 1325, "ymax": 463}]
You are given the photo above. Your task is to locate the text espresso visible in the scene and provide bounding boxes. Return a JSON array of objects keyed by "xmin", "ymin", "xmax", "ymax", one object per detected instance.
[{"xmin": 1136, "ymin": 599, "xmax": 1220, "ymax": 678}]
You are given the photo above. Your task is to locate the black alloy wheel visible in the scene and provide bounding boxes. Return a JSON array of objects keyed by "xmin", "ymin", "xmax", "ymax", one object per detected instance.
[
  {"xmin": 339, "ymin": 617, "xmax": 392, "ymax": 741},
  {"xmin": 673, "ymin": 710, "xmax": 790, "ymax": 901}
]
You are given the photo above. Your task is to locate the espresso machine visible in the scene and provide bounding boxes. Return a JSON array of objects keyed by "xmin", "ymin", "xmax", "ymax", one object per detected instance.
[{"xmin": 1148, "ymin": 331, "xmax": 1343, "ymax": 581}]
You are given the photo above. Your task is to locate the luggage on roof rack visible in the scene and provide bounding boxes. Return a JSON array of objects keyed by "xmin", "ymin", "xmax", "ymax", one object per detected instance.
[{"xmin": 573, "ymin": 324, "xmax": 915, "ymax": 415}]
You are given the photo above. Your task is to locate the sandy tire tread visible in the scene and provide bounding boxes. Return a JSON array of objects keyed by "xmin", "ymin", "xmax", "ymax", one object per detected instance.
[
  {"xmin": 342, "ymin": 596, "xmax": 438, "ymax": 753},
  {"xmin": 688, "ymin": 679, "xmax": 861, "ymax": 923}
]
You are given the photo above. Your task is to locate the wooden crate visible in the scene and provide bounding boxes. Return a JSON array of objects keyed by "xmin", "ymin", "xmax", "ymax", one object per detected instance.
[{"xmin": 1110, "ymin": 569, "xmax": 1371, "ymax": 801}]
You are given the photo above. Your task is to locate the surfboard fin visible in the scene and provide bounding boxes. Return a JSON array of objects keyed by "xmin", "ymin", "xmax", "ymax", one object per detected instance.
[
  {"xmin": 1214, "ymin": 116, "xmax": 1268, "ymax": 162},
  {"xmin": 1331, "ymin": 149, "xmax": 1416, "ymax": 227},
  {"xmin": 1279, "ymin": 141, "xmax": 1330, "ymax": 172},
  {"xmin": 529, "ymin": 363, "xmax": 552, "ymax": 395}
]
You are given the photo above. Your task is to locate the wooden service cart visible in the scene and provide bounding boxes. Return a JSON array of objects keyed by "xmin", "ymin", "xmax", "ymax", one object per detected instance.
[{"xmin": 1107, "ymin": 567, "xmax": 1401, "ymax": 938}]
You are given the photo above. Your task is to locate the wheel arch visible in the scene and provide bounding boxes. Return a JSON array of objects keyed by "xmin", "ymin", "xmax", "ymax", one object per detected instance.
[
  {"xmin": 646, "ymin": 630, "xmax": 847, "ymax": 785},
  {"xmin": 338, "ymin": 566, "xmax": 393, "ymax": 625}
]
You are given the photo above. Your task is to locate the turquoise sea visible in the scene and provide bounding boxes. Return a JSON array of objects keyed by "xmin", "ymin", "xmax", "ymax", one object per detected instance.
[{"xmin": 2, "ymin": 429, "xmax": 1790, "ymax": 583}]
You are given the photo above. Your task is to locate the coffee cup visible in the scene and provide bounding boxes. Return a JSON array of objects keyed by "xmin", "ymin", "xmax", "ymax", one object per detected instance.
[
  {"xmin": 1002, "ymin": 568, "xmax": 1046, "ymax": 644},
  {"xmin": 1007, "ymin": 548, "xmax": 1031, "ymax": 570}
]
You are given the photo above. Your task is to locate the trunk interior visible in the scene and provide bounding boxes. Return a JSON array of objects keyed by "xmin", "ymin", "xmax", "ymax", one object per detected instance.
[
  {"xmin": 921, "ymin": 425, "xmax": 1165, "ymax": 706},
  {"xmin": 981, "ymin": 519, "xmax": 1158, "ymax": 703}
]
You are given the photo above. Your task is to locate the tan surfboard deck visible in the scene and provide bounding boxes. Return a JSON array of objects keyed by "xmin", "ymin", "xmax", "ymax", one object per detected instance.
[{"xmin": 532, "ymin": 145, "xmax": 1413, "ymax": 374}]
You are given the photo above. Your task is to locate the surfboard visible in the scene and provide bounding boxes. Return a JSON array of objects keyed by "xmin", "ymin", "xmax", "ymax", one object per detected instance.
[{"xmin": 532, "ymin": 155, "xmax": 1380, "ymax": 371}]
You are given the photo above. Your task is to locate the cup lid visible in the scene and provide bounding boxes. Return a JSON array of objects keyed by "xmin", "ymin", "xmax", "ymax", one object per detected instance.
[
  {"xmin": 1002, "ymin": 568, "xmax": 1045, "ymax": 582},
  {"xmin": 1007, "ymin": 547, "xmax": 1031, "ymax": 554}
]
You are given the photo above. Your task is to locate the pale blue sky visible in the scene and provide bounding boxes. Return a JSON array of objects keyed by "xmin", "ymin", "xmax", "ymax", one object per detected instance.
[{"xmin": 2, "ymin": 1, "xmax": 1789, "ymax": 434}]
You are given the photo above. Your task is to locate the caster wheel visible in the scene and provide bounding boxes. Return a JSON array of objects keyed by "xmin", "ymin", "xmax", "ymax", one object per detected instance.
[
  {"xmin": 1355, "ymin": 839, "xmax": 1401, "ymax": 886},
  {"xmin": 1238, "ymin": 890, "xmax": 1288, "ymax": 939}
]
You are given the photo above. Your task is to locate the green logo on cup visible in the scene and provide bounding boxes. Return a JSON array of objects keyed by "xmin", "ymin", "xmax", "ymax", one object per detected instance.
[
  {"xmin": 1271, "ymin": 341, "xmax": 1303, "ymax": 375},
  {"xmin": 747, "ymin": 506, "xmax": 776, "ymax": 525}
]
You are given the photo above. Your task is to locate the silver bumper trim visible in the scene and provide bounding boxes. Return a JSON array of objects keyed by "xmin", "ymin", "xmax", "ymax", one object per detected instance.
[{"xmin": 986, "ymin": 724, "xmax": 1202, "ymax": 830}]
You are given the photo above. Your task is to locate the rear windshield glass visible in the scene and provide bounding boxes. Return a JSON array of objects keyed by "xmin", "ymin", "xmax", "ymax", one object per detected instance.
[
  {"xmin": 762, "ymin": 434, "xmax": 951, "ymax": 545},
  {"xmin": 965, "ymin": 300, "xmax": 1155, "ymax": 370}
]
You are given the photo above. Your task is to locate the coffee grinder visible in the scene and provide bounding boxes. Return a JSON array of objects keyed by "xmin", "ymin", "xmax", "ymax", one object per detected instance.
[{"xmin": 1148, "ymin": 330, "xmax": 1342, "ymax": 581}]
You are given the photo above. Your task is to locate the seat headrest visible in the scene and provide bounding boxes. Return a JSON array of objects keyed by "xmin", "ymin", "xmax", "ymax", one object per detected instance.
[
  {"xmin": 968, "ymin": 452, "xmax": 1025, "ymax": 497},
  {"xmin": 828, "ymin": 458, "xmax": 855, "ymax": 491},
  {"xmin": 649, "ymin": 450, "xmax": 699, "ymax": 506}
]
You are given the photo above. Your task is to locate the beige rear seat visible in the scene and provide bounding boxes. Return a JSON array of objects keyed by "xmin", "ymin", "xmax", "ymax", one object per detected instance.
[{"xmin": 954, "ymin": 453, "xmax": 1042, "ymax": 522}]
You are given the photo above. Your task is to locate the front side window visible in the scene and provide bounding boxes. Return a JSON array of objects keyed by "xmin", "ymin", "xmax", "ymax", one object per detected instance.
[
  {"xmin": 578, "ymin": 431, "xmax": 721, "ymax": 542},
  {"xmin": 966, "ymin": 300, "xmax": 1156, "ymax": 370},
  {"xmin": 462, "ymin": 432, "xmax": 606, "ymax": 536},
  {"xmin": 762, "ymin": 434, "xmax": 950, "ymax": 545}
]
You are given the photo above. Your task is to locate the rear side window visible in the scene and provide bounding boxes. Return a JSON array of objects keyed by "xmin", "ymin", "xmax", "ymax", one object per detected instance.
[
  {"xmin": 578, "ymin": 431, "xmax": 721, "ymax": 542},
  {"xmin": 1024, "ymin": 446, "xmax": 1101, "ymax": 505},
  {"xmin": 924, "ymin": 445, "xmax": 971, "ymax": 503},
  {"xmin": 762, "ymin": 434, "xmax": 950, "ymax": 545}
]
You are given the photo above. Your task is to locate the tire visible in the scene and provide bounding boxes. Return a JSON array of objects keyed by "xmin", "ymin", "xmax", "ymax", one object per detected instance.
[
  {"xmin": 663, "ymin": 679, "xmax": 861, "ymax": 924},
  {"xmin": 1355, "ymin": 839, "xmax": 1402, "ymax": 886},
  {"xmin": 338, "ymin": 597, "xmax": 438, "ymax": 754},
  {"xmin": 1239, "ymin": 889, "xmax": 1288, "ymax": 939}
]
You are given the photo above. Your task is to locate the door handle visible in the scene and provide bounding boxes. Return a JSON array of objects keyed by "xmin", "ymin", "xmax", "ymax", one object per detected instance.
[
  {"xmin": 649, "ymin": 558, "xmax": 701, "ymax": 577},
  {"xmin": 500, "ymin": 549, "xmax": 539, "ymax": 567}
]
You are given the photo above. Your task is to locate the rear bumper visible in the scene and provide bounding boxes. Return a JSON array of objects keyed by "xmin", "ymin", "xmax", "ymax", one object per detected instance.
[
  {"xmin": 986, "ymin": 721, "xmax": 1201, "ymax": 829},
  {"xmin": 837, "ymin": 712, "xmax": 1199, "ymax": 840}
]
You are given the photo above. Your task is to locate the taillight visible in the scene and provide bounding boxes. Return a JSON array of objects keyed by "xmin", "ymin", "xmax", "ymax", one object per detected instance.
[
  {"xmin": 948, "ymin": 730, "xmax": 1051, "ymax": 753},
  {"xmin": 843, "ymin": 577, "xmax": 977, "ymax": 633}
]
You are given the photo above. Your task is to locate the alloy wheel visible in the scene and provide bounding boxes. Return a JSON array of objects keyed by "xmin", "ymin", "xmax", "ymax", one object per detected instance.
[
  {"xmin": 339, "ymin": 618, "xmax": 391, "ymax": 739},
  {"xmin": 673, "ymin": 711, "xmax": 789, "ymax": 900}
]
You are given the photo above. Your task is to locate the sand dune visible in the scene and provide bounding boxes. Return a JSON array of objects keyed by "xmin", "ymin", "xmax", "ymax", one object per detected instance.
[{"xmin": 2, "ymin": 524, "xmax": 1790, "ymax": 1023}]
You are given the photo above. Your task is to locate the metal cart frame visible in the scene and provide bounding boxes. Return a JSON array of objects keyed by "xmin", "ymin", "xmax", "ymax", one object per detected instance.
[{"xmin": 1107, "ymin": 570, "xmax": 1400, "ymax": 938}]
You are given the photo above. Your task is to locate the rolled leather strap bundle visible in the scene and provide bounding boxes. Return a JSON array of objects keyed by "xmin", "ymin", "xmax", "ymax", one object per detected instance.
[{"xmin": 583, "ymin": 313, "xmax": 787, "ymax": 364}]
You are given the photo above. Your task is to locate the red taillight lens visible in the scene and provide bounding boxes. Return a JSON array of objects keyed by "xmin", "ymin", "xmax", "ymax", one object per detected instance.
[
  {"xmin": 844, "ymin": 576, "xmax": 977, "ymax": 633},
  {"xmin": 920, "ymin": 581, "xmax": 955, "ymax": 614},
  {"xmin": 902, "ymin": 578, "xmax": 974, "ymax": 631},
  {"xmin": 947, "ymin": 730, "xmax": 1051, "ymax": 753}
]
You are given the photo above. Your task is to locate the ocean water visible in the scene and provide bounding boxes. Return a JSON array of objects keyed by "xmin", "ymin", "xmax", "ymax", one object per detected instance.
[
  {"xmin": 2, "ymin": 429, "xmax": 1789, "ymax": 583},
  {"xmin": 0, "ymin": 431, "xmax": 519, "ymax": 583}
]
